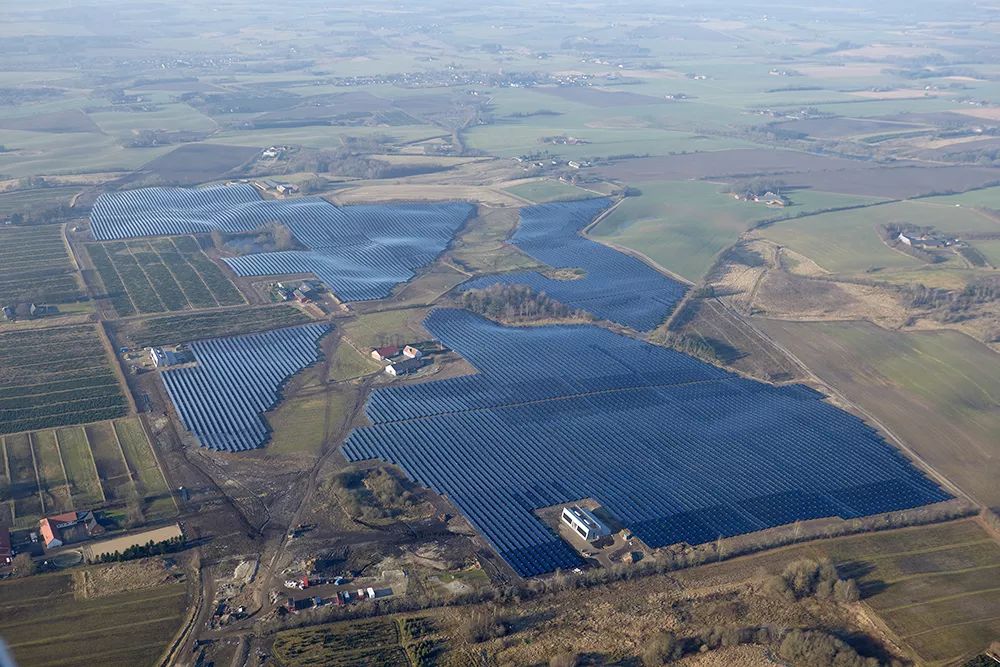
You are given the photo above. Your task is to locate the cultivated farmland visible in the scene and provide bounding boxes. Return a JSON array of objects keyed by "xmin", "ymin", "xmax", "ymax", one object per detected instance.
[
  {"xmin": 0, "ymin": 568, "xmax": 191, "ymax": 667},
  {"xmin": 0, "ymin": 325, "xmax": 128, "ymax": 434},
  {"xmin": 0, "ymin": 417, "xmax": 173, "ymax": 529},
  {"xmin": 161, "ymin": 323, "xmax": 330, "ymax": 451},
  {"xmin": 87, "ymin": 236, "xmax": 244, "ymax": 317},
  {"xmin": 111, "ymin": 303, "xmax": 313, "ymax": 348},
  {"xmin": 0, "ymin": 224, "xmax": 82, "ymax": 305},
  {"xmin": 344, "ymin": 309, "xmax": 950, "ymax": 577}
]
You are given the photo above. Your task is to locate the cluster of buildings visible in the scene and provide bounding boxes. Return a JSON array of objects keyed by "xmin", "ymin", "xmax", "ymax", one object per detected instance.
[
  {"xmin": 2, "ymin": 303, "xmax": 58, "ymax": 322},
  {"xmin": 271, "ymin": 280, "xmax": 323, "ymax": 303},
  {"xmin": 285, "ymin": 586, "xmax": 379, "ymax": 613},
  {"xmin": 371, "ymin": 343, "xmax": 427, "ymax": 376},
  {"xmin": 896, "ymin": 231, "xmax": 958, "ymax": 250},
  {"xmin": 733, "ymin": 190, "xmax": 786, "ymax": 207},
  {"xmin": 251, "ymin": 178, "xmax": 299, "ymax": 197},
  {"xmin": 260, "ymin": 145, "xmax": 293, "ymax": 160},
  {"xmin": 39, "ymin": 510, "xmax": 103, "ymax": 550}
]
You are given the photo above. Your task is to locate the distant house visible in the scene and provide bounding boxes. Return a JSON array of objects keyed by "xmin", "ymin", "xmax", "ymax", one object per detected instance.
[
  {"xmin": 897, "ymin": 232, "xmax": 950, "ymax": 249},
  {"xmin": 39, "ymin": 511, "xmax": 102, "ymax": 550},
  {"xmin": 402, "ymin": 345, "xmax": 423, "ymax": 359},
  {"xmin": 385, "ymin": 358, "xmax": 424, "ymax": 377},
  {"xmin": 561, "ymin": 505, "xmax": 609, "ymax": 542},
  {"xmin": 276, "ymin": 183, "xmax": 299, "ymax": 196},
  {"xmin": 2, "ymin": 305, "xmax": 14, "ymax": 322},
  {"xmin": 0, "ymin": 527, "xmax": 11, "ymax": 565},
  {"xmin": 760, "ymin": 192, "xmax": 785, "ymax": 207},
  {"xmin": 370, "ymin": 346, "xmax": 401, "ymax": 361},
  {"xmin": 294, "ymin": 283, "xmax": 320, "ymax": 303}
]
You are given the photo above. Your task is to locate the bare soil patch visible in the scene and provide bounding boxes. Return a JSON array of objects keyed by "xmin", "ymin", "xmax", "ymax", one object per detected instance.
[{"xmin": 139, "ymin": 143, "xmax": 259, "ymax": 185}]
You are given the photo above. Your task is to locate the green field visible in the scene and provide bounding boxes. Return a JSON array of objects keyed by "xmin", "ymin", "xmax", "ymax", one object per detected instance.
[
  {"xmin": 804, "ymin": 520, "xmax": 1000, "ymax": 665},
  {"xmin": 0, "ymin": 326, "xmax": 128, "ymax": 434},
  {"xmin": 590, "ymin": 182, "xmax": 882, "ymax": 282},
  {"xmin": 341, "ymin": 308, "xmax": 430, "ymax": 350},
  {"xmin": 113, "ymin": 418, "xmax": 174, "ymax": 520},
  {"xmin": 504, "ymin": 178, "xmax": 601, "ymax": 203},
  {"xmin": 758, "ymin": 199, "xmax": 1000, "ymax": 276},
  {"xmin": 0, "ymin": 570, "xmax": 190, "ymax": 667},
  {"xmin": 0, "ymin": 224, "xmax": 82, "ymax": 305},
  {"xmin": 87, "ymin": 236, "xmax": 244, "ymax": 317},
  {"xmin": 0, "ymin": 186, "xmax": 79, "ymax": 215},
  {"xmin": 0, "ymin": 418, "xmax": 171, "ymax": 528},
  {"xmin": 759, "ymin": 320, "xmax": 1000, "ymax": 509},
  {"xmin": 114, "ymin": 304, "xmax": 312, "ymax": 347}
]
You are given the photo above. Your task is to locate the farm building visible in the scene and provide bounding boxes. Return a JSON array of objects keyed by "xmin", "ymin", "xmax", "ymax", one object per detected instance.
[
  {"xmin": 29, "ymin": 304, "xmax": 58, "ymax": 317},
  {"xmin": 83, "ymin": 523, "xmax": 184, "ymax": 561},
  {"xmin": 402, "ymin": 345, "xmax": 423, "ymax": 359},
  {"xmin": 371, "ymin": 345, "xmax": 401, "ymax": 361},
  {"xmin": 561, "ymin": 505, "xmax": 610, "ymax": 542},
  {"xmin": 897, "ymin": 232, "xmax": 952, "ymax": 249},
  {"xmin": 39, "ymin": 510, "xmax": 102, "ymax": 550},
  {"xmin": 385, "ymin": 358, "xmax": 424, "ymax": 376},
  {"xmin": 0, "ymin": 527, "xmax": 11, "ymax": 565},
  {"xmin": 2, "ymin": 305, "xmax": 14, "ymax": 321},
  {"xmin": 150, "ymin": 347, "xmax": 180, "ymax": 367}
]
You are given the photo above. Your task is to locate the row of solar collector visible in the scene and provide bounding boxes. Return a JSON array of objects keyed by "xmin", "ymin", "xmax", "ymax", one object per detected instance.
[{"xmin": 162, "ymin": 324, "xmax": 330, "ymax": 451}]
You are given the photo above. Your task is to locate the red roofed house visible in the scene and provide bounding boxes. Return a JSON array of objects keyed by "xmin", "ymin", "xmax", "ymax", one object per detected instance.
[
  {"xmin": 370, "ymin": 346, "xmax": 401, "ymax": 361},
  {"xmin": 39, "ymin": 510, "xmax": 102, "ymax": 550},
  {"xmin": 0, "ymin": 527, "xmax": 11, "ymax": 565}
]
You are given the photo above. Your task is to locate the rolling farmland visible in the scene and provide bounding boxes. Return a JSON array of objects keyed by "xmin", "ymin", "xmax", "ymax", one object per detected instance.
[
  {"xmin": 90, "ymin": 184, "xmax": 474, "ymax": 301},
  {"xmin": 0, "ymin": 224, "xmax": 82, "ymax": 305},
  {"xmin": 87, "ymin": 235, "xmax": 244, "ymax": 316},
  {"xmin": 343, "ymin": 310, "xmax": 950, "ymax": 577},
  {"xmin": 0, "ymin": 570, "xmax": 190, "ymax": 667},
  {"xmin": 0, "ymin": 326, "xmax": 128, "ymax": 434},
  {"xmin": 0, "ymin": 417, "xmax": 172, "ymax": 529},
  {"xmin": 161, "ymin": 323, "xmax": 330, "ymax": 451},
  {"xmin": 462, "ymin": 199, "xmax": 687, "ymax": 330}
]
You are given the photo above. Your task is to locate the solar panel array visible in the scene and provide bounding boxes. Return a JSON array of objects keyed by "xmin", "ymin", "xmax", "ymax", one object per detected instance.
[
  {"xmin": 343, "ymin": 309, "xmax": 950, "ymax": 577},
  {"xmin": 161, "ymin": 323, "xmax": 330, "ymax": 451},
  {"xmin": 462, "ymin": 198, "xmax": 687, "ymax": 331},
  {"xmin": 90, "ymin": 184, "xmax": 474, "ymax": 301}
]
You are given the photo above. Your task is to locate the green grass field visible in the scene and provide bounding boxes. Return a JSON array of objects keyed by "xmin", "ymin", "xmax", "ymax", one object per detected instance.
[
  {"xmin": 0, "ymin": 570, "xmax": 190, "ymax": 667},
  {"xmin": 590, "ymin": 182, "xmax": 882, "ymax": 281},
  {"xmin": 504, "ymin": 179, "xmax": 602, "ymax": 203},
  {"xmin": 759, "ymin": 199, "xmax": 1000, "ymax": 276},
  {"xmin": 0, "ymin": 186, "xmax": 79, "ymax": 215},
  {"xmin": 0, "ymin": 417, "xmax": 173, "ymax": 527},
  {"xmin": 341, "ymin": 308, "xmax": 431, "ymax": 351},
  {"xmin": 113, "ymin": 418, "xmax": 174, "ymax": 520},
  {"xmin": 759, "ymin": 320, "xmax": 1000, "ymax": 509}
]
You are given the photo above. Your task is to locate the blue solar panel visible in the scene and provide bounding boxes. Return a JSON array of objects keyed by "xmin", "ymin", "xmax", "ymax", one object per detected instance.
[
  {"xmin": 462, "ymin": 199, "xmax": 687, "ymax": 331},
  {"xmin": 161, "ymin": 324, "xmax": 330, "ymax": 451},
  {"xmin": 90, "ymin": 185, "xmax": 473, "ymax": 301},
  {"xmin": 343, "ymin": 309, "xmax": 951, "ymax": 578}
]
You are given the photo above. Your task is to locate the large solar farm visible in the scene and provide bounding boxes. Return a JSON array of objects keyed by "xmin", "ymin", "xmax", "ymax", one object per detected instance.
[{"xmin": 89, "ymin": 183, "xmax": 955, "ymax": 578}]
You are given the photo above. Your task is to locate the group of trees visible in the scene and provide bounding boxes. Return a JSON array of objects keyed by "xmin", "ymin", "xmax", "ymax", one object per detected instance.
[
  {"xmin": 460, "ymin": 284, "xmax": 583, "ymax": 323},
  {"xmin": 4, "ymin": 203, "xmax": 77, "ymax": 226},
  {"xmin": 327, "ymin": 468, "xmax": 420, "ymax": 522},
  {"xmin": 902, "ymin": 276, "xmax": 1000, "ymax": 324},
  {"xmin": 210, "ymin": 221, "xmax": 301, "ymax": 255},
  {"xmin": 92, "ymin": 535, "xmax": 186, "ymax": 564},
  {"xmin": 762, "ymin": 558, "xmax": 860, "ymax": 603},
  {"xmin": 637, "ymin": 626, "xmax": 884, "ymax": 667}
]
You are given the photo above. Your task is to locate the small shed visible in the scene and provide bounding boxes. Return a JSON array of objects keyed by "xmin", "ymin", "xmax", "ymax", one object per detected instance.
[
  {"xmin": 385, "ymin": 358, "xmax": 424, "ymax": 376},
  {"xmin": 371, "ymin": 346, "xmax": 401, "ymax": 361}
]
